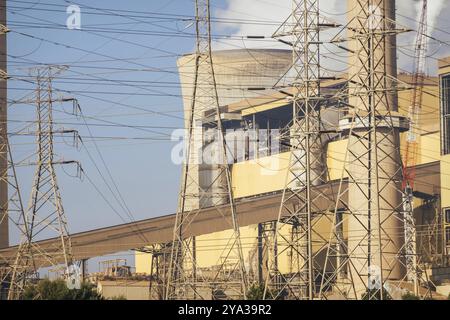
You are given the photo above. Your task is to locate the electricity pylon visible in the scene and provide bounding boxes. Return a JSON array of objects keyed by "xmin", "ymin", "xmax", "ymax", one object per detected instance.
[
  {"xmin": 402, "ymin": 0, "xmax": 428, "ymax": 297},
  {"xmin": 0, "ymin": 0, "xmax": 8, "ymax": 251},
  {"xmin": 319, "ymin": 0, "xmax": 413, "ymax": 300},
  {"xmin": 0, "ymin": 140, "xmax": 29, "ymax": 298},
  {"xmin": 8, "ymin": 66, "xmax": 80, "ymax": 299},
  {"xmin": 260, "ymin": 0, "xmax": 339, "ymax": 300},
  {"xmin": 165, "ymin": 0, "xmax": 248, "ymax": 300},
  {"xmin": 146, "ymin": 244, "xmax": 171, "ymax": 300}
]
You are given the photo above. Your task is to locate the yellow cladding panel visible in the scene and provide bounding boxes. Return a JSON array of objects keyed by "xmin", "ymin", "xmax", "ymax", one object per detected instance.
[
  {"xmin": 195, "ymin": 226, "xmax": 258, "ymax": 269},
  {"xmin": 441, "ymin": 155, "xmax": 450, "ymax": 208},
  {"xmin": 193, "ymin": 217, "xmax": 341, "ymax": 274},
  {"xmin": 231, "ymin": 152, "xmax": 290, "ymax": 198},
  {"xmin": 327, "ymin": 139, "xmax": 348, "ymax": 181},
  {"xmin": 398, "ymin": 84, "xmax": 439, "ymax": 133},
  {"xmin": 134, "ymin": 222, "xmax": 341, "ymax": 275},
  {"xmin": 275, "ymin": 215, "xmax": 345, "ymax": 273},
  {"xmin": 231, "ymin": 139, "xmax": 350, "ymax": 199},
  {"xmin": 417, "ymin": 133, "xmax": 441, "ymax": 165},
  {"xmin": 397, "ymin": 80, "xmax": 440, "ymax": 167},
  {"xmin": 399, "ymin": 132, "xmax": 441, "ymax": 166},
  {"xmin": 197, "ymin": 221, "xmax": 336, "ymax": 274},
  {"xmin": 439, "ymin": 64, "xmax": 450, "ymax": 76},
  {"xmin": 135, "ymin": 251, "xmax": 152, "ymax": 274},
  {"xmin": 134, "ymin": 226, "xmax": 260, "ymax": 275}
]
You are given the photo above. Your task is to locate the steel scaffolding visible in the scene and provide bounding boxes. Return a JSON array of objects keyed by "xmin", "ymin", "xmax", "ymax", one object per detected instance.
[
  {"xmin": 0, "ymin": 141, "xmax": 28, "ymax": 299},
  {"xmin": 262, "ymin": 0, "xmax": 338, "ymax": 300},
  {"xmin": 7, "ymin": 66, "xmax": 80, "ymax": 299},
  {"xmin": 165, "ymin": 0, "xmax": 248, "ymax": 300},
  {"xmin": 319, "ymin": 0, "xmax": 414, "ymax": 300}
]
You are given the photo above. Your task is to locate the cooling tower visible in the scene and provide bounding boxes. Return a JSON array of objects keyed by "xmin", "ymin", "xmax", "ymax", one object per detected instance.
[
  {"xmin": 177, "ymin": 49, "xmax": 292, "ymax": 210},
  {"xmin": 177, "ymin": 49, "xmax": 292, "ymax": 123}
]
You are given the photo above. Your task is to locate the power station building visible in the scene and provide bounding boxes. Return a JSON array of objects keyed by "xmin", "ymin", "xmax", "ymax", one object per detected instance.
[
  {"xmin": 1, "ymin": 0, "xmax": 450, "ymax": 301},
  {"xmin": 135, "ymin": 49, "xmax": 450, "ymax": 298}
]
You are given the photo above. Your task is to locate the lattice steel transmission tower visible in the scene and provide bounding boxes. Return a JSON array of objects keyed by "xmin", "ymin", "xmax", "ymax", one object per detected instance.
[
  {"xmin": 319, "ymin": 0, "xmax": 412, "ymax": 300},
  {"xmin": 0, "ymin": 140, "xmax": 28, "ymax": 297},
  {"xmin": 262, "ymin": 0, "xmax": 339, "ymax": 300},
  {"xmin": 402, "ymin": 0, "xmax": 428, "ymax": 296},
  {"xmin": 7, "ymin": 66, "xmax": 80, "ymax": 299},
  {"xmin": 165, "ymin": 0, "xmax": 248, "ymax": 300},
  {"xmin": 0, "ymin": 0, "xmax": 8, "ymax": 251},
  {"xmin": 0, "ymin": 12, "xmax": 30, "ymax": 297},
  {"xmin": 147, "ymin": 244, "xmax": 171, "ymax": 300}
]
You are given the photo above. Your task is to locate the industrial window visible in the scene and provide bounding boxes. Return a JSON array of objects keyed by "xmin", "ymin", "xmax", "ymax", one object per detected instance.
[
  {"xmin": 446, "ymin": 227, "xmax": 450, "ymax": 247},
  {"xmin": 445, "ymin": 208, "xmax": 450, "ymax": 249},
  {"xmin": 441, "ymin": 74, "xmax": 450, "ymax": 155}
]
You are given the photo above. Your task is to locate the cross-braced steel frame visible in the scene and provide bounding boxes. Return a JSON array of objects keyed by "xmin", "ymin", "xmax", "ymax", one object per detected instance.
[
  {"xmin": 0, "ymin": 140, "xmax": 28, "ymax": 299},
  {"xmin": 165, "ymin": 0, "xmax": 248, "ymax": 300},
  {"xmin": 7, "ymin": 66, "xmax": 76, "ymax": 299},
  {"xmin": 318, "ymin": 0, "xmax": 427, "ymax": 300},
  {"xmin": 262, "ymin": 0, "xmax": 338, "ymax": 300},
  {"xmin": 402, "ymin": 0, "xmax": 428, "ymax": 296}
]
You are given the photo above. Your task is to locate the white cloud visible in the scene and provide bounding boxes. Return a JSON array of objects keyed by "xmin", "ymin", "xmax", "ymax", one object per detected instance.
[
  {"xmin": 213, "ymin": 0, "xmax": 341, "ymax": 49},
  {"xmin": 397, "ymin": 0, "xmax": 449, "ymax": 73},
  {"xmin": 213, "ymin": 0, "xmax": 450, "ymax": 74},
  {"xmin": 425, "ymin": 0, "xmax": 446, "ymax": 33},
  {"xmin": 213, "ymin": 0, "xmax": 290, "ymax": 50}
]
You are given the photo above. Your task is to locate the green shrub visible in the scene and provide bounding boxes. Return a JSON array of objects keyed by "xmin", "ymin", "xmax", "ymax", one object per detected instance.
[
  {"xmin": 361, "ymin": 288, "xmax": 392, "ymax": 300},
  {"xmin": 23, "ymin": 279, "xmax": 103, "ymax": 300},
  {"xmin": 68, "ymin": 282, "xmax": 103, "ymax": 300},
  {"xmin": 246, "ymin": 283, "xmax": 281, "ymax": 300},
  {"xmin": 402, "ymin": 292, "xmax": 420, "ymax": 300},
  {"xmin": 23, "ymin": 279, "xmax": 69, "ymax": 300}
]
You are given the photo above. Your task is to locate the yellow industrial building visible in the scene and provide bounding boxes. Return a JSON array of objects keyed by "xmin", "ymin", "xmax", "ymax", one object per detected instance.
[
  {"xmin": 438, "ymin": 57, "xmax": 450, "ymax": 259},
  {"xmin": 2, "ymin": 0, "xmax": 450, "ymax": 302},
  {"xmin": 135, "ymin": 54, "xmax": 450, "ymax": 295}
]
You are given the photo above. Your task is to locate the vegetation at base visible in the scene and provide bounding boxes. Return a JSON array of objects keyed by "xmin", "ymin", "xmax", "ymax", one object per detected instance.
[
  {"xmin": 23, "ymin": 279, "xmax": 104, "ymax": 300},
  {"xmin": 246, "ymin": 283, "xmax": 281, "ymax": 300},
  {"xmin": 401, "ymin": 292, "xmax": 420, "ymax": 300},
  {"xmin": 361, "ymin": 288, "xmax": 392, "ymax": 300}
]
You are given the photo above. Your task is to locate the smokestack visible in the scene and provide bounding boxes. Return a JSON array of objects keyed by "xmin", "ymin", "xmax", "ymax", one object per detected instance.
[{"xmin": 344, "ymin": 0, "xmax": 407, "ymax": 298}]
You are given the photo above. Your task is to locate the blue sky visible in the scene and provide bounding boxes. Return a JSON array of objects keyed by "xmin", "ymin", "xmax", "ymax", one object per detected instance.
[
  {"xmin": 6, "ymin": 0, "xmax": 450, "ymax": 271},
  {"xmin": 8, "ymin": 0, "xmax": 195, "ymax": 238},
  {"xmin": 8, "ymin": 0, "xmax": 203, "ymax": 270}
]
